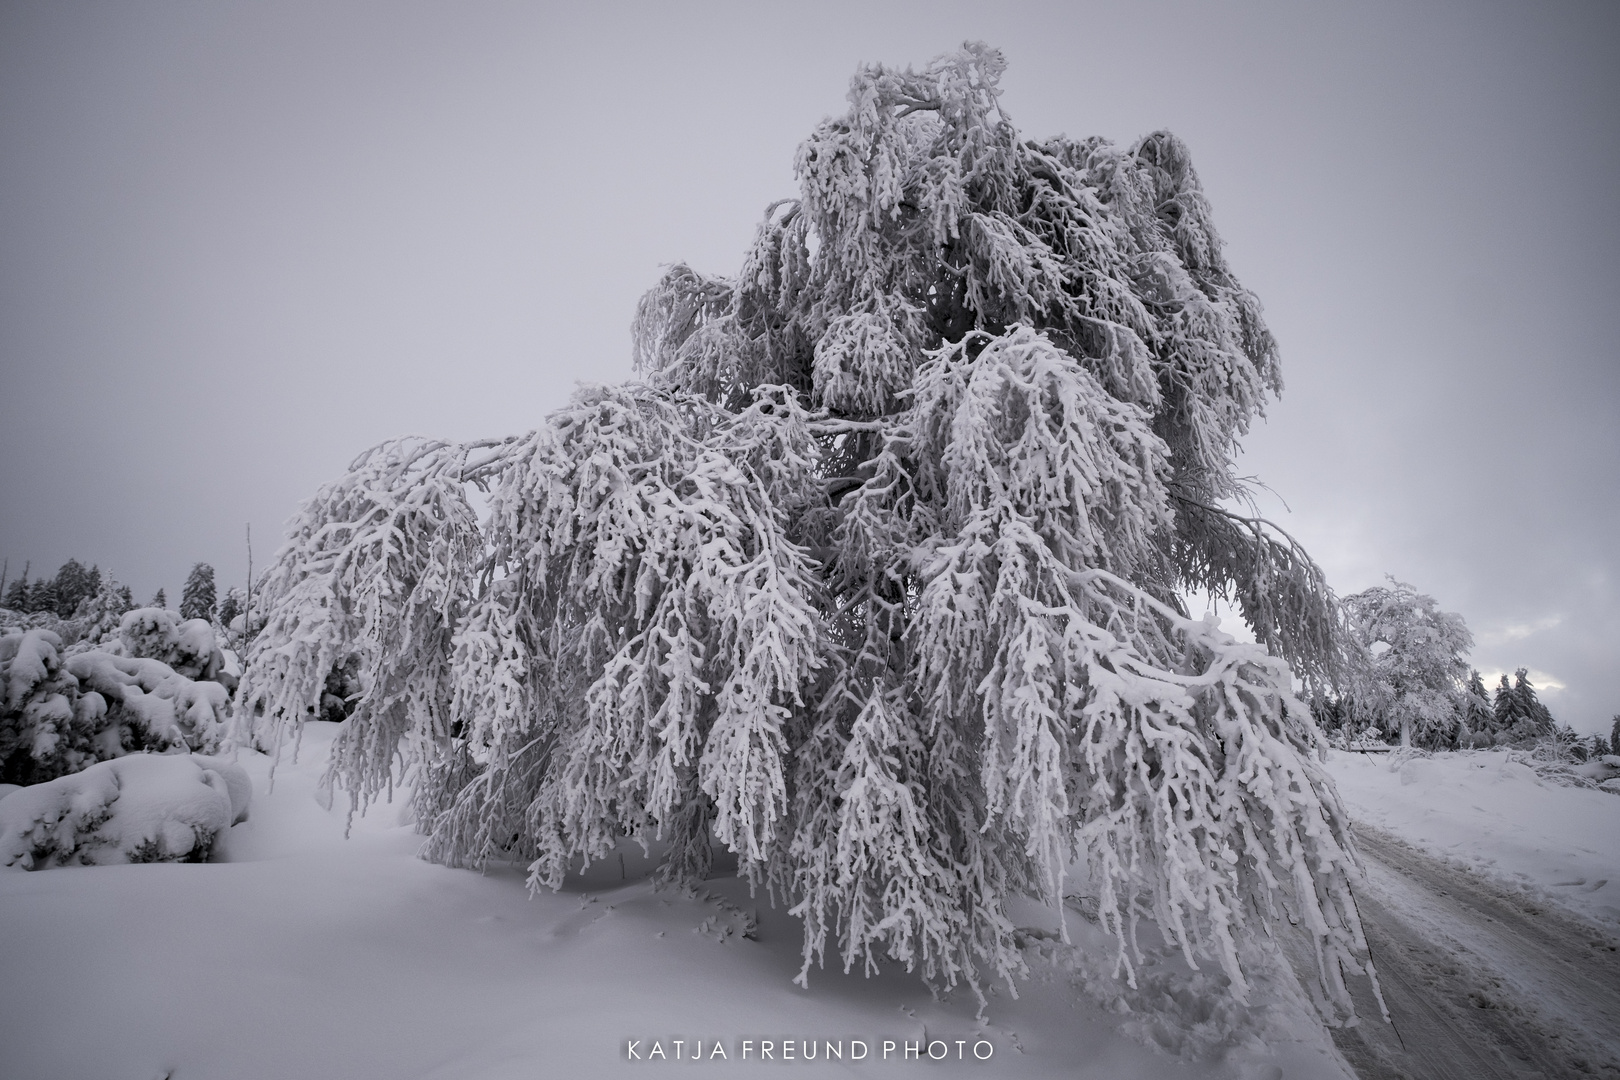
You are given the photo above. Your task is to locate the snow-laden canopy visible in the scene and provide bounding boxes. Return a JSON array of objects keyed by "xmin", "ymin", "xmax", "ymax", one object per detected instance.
[{"xmin": 239, "ymin": 43, "xmax": 1369, "ymax": 1017}]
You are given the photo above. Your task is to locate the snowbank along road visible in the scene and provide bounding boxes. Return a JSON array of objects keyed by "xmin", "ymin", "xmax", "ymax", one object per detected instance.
[{"xmin": 1332, "ymin": 824, "xmax": 1620, "ymax": 1080}]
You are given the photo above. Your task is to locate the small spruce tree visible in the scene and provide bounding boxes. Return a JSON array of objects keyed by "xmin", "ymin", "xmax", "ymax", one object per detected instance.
[
  {"xmin": 217, "ymin": 588, "xmax": 242, "ymax": 629},
  {"xmin": 1462, "ymin": 669, "xmax": 1495, "ymax": 741},
  {"xmin": 1, "ymin": 571, "xmax": 27, "ymax": 612},
  {"xmin": 181, "ymin": 563, "xmax": 218, "ymax": 622}
]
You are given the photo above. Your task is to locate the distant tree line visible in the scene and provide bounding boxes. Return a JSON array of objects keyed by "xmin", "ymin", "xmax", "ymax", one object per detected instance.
[
  {"xmin": 0, "ymin": 559, "xmax": 125, "ymax": 619},
  {"xmin": 2, "ymin": 559, "xmax": 246, "ymax": 630}
]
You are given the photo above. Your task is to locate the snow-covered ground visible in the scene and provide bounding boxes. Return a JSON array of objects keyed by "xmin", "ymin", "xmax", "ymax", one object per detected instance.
[
  {"xmin": 1324, "ymin": 747, "xmax": 1620, "ymax": 1079},
  {"xmin": 14, "ymin": 737, "xmax": 1614, "ymax": 1079},
  {"xmin": 1327, "ymin": 747, "xmax": 1620, "ymax": 928},
  {"xmin": 0, "ymin": 724, "xmax": 1352, "ymax": 1080}
]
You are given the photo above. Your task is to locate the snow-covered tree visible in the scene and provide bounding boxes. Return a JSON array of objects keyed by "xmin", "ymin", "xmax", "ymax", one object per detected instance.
[
  {"xmin": 239, "ymin": 44, "xmax": 1369, "ymax": 1017},
  {"xmin": 70, "ymin": 573, "xmax": 137, "ymax": 652},
  {"xmin": 0, "ymin": 623, "xmax": 229, "ymax": 785},
  {"xmin": 112, "ymin": 607, "xmax": 234, "ymax": 687},
  {"xmin": 1461, "ymin": 669, "xmax": 1496, "ymax": 742},
  {"xmin": 1341, "ymin": 579, "xmax": 1470, "ymax": 748},
  {"xmin": 150, "ymin": 588, "xmax": 167, "ymax": 610},
  {"xmin": 1493, "ymin": 668, "xmax": 1554, "ymax": 741},
  {"xmin": 181, "ymin": 563, "xmax": 217, "ymax": 622},
  {"xmin": 1, "ymin": 568, "xmax": 28, "ymax": 612},
  {"xmin": 217, "ymin": 587, "xmax": 242, "ymax": 631}
]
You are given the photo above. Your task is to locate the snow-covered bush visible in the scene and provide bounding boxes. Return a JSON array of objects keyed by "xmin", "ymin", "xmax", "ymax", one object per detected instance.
[
  {"xmin": 66, "ymin": 650, "xmax": 229, "ymax": 756},
  {"xmin": 0, "ymin": 629, "xmax": 108, "ymax": 783},
  {"xmin": 1, "ymin": 624, "xmax": 230, "ymax": 784},
  {"xmin": 0, "ymin": 753, "xmax": 249, "ymax": 869},
  {"xmin": 239, "ymin": 43, "xmax": 1370, "ymax": 1018},
  {"xmin": 108, "ymin": 607, "xmax": 235, "ymax": 689}
]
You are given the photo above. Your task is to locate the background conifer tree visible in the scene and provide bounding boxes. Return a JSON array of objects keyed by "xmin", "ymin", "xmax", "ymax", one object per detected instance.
[
  {"xmin": 1462, "ymin": 669, "xmax": 1496, "ymax": 740},
  {"xmin": 48, "ymin": 559, "xmax": 99, "ymax": 618},
  {"xmin": 2, "ymin": 571, "xmax": 27, "ymax": 612},
  {"xmin": 181, "ymin": 563, "xmax": 218, "ymax": 622}
]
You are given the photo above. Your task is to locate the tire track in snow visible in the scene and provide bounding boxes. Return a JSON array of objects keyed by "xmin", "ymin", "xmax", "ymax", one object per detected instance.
[{"xmin": 1333, "ymin": 824, "xmax": 1620, "ymax": 1080}]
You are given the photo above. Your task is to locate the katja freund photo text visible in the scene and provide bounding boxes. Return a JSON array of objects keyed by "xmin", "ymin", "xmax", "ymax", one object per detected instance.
[{"xmin": 624, "ymin": 1037, "xmax": 996, "ymax": 1062}]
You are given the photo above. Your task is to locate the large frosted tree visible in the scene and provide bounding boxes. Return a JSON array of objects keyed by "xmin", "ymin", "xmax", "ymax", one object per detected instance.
[
  {"xmin": 238, "ymin": 44, "xmax": 1369, "ymax": 1016},
  {"xmin": 1341, "ymin": 578, "xmax": 1471, "ymax": 748}
]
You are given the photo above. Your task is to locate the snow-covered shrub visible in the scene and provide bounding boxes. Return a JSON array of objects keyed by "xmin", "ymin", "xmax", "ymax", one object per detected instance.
[
  {"xmin": 0, "ymin": 753, "xmax": 249, "ymax": 869},
  {"xmin": 1, "ymin": 622, "xmax": 231, "ymax": 784},
  {"xmin": 66, "ymin": 650, "xmax": 229, "ymax": 756},
  {"xmin": 61, "ymin": 573, "xmax": 138, "ymax": 652},
  {"xmin": 240, "ymin": 43, "xmax": 1372, "ymax": 1019},
  {"xmin": 110, "ymin": 607, "xmax": 235, "ymax": 689},
  {"xmin": 0, "ymin": 629, "xmax": 108, "ymax": 783}
]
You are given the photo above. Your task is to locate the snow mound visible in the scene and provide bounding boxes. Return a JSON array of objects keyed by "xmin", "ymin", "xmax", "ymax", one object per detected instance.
[{"xmin": 0, "ymin": 753, "xmax": 250, "ymax": 870}]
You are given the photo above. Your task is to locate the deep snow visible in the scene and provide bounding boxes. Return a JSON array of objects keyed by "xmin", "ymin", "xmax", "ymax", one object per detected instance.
[{"xmin": 0, "ymin": 724, "xmax": 1353, "ymax": 1080}]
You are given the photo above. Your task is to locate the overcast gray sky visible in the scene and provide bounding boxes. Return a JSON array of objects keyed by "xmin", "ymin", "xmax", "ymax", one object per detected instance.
[{"xmin": 2, "ymin": 1, "xmax": 1616, "ymax": 732}]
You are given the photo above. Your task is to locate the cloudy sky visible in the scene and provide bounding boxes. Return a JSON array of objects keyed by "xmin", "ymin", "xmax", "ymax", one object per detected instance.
[{"xmin": 2, "ymin": 1, "xmax": 1616, "ymax": 732}]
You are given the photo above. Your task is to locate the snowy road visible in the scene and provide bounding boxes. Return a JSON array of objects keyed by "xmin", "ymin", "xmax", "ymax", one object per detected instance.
[{"xmin": 1332, "ymin": 824, "xmax": 1620, "ymax": 1080}]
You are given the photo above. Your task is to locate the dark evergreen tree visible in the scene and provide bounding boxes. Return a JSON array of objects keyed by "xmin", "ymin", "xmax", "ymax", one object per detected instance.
[
  {"xmin": 27, "ymin": 577, "xmax": 57, "ymax": 616},
  {"xmin": 1493, "ymin": 673, "xmax": 1516, "ymax": 731},
  {"xmin": 2, "ymin": 567, "xmax": 28, "ymax": 612},
  {"xmin": 1, "ymin": 563, "xmax": 28, "ymax": 612},
  {"xmin": 1513, "ymin": 668, "xmax": 1554, "ymax": 734},
  {"xmin": 1494, "ymin": 668, "xmax": 1555, "ymax": 740},
  {"xmin": 217, "ymin": 588, "xmax": 241, "ymax": 628},
  {"xmin": 50, "ymin": 559, "xmax": 99, "ymax": 618},
  {"xmin": 151, "ymin": 588, "xmax": 167, "ymax": 610},
  {"xmin": 180, "ymin": 563, "xmax": 218, "ymax": 622},
  {"xmin": 1462, "ymin": 669, "xmax": 1495, "ymax": 737}
]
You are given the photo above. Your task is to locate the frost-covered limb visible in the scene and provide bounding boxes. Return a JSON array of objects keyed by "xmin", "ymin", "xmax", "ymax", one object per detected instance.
[
  {"xmin": 236, "ymin": 437, "xmax": 483, "ymax": 809},
  {"xmin": 1173, "ymin": 497, "xmax": 1348, "ymax": 694},
  {"xmin": 464, "ymin": 385, "xmax": 825, "ymax": 891}
]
